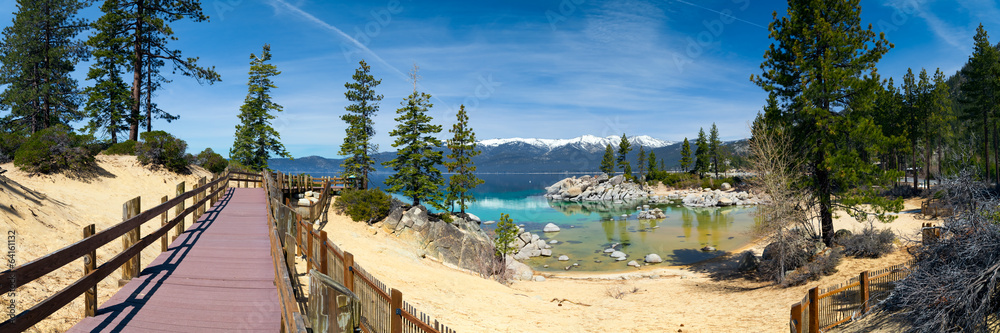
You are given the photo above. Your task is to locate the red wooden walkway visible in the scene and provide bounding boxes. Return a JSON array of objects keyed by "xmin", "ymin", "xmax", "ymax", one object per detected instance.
[{"xmin": 67, "ymin": 188, "xmax": 280, "ymax": 332}]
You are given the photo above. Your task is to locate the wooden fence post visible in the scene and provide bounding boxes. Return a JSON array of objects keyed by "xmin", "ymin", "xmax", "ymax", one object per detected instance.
[
  {"xmin": 790, "ymin": 303, "xmax": 802, "ymax": 333},
  {"xmin": 860, "ymin": 271, "xmax": 871, "ymax": 314},
  {"xmin": 174, "ymin": 182, "xmax": 185, "ymax": 242},
  {"xmin": 808, "ymin": 287, "xmax": 819, "ymax": 333},
  {"xmin": 285, "ymin": 234, "xmax": 296, "ymax": 273},
  {"xmin": 344, "ymin": 252, "xmax": 355, "ymax": 291},
  {"xmin": 296, "ymin": 215, "xmax": 304, "ymax": 257},
  {"xmin": 307, "ymin": 223, "xmax": 314, "ymax": 273},
  {"xmin": 319, "ymin": 231, "xmax": 328, "ymax": 275},
  {"xmin": 83, "ymin": 224, "xmax": 96, "ymax": 317},
  {"xmin": 160, "ymin": 196, "xmax": 168, "ymax": 252},
  {"xmin": 390, "ymin": 288, "xmax": 403, "ymax": 333},
  {"xmin": 120, "ymin": 197, "xmax": 140, "ymax": 286}
]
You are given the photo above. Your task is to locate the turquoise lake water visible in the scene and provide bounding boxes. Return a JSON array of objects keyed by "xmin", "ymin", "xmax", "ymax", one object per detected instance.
[{"xmin": 307, "ymin": 172, "xmax": 757, "ymax": 272}]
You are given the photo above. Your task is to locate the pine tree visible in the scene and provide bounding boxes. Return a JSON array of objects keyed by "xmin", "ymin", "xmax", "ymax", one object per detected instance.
[
  {"xmin": 600, "ymin": 143, "xmax": 616, "ymax": 175},
  {"xmin": 709, "ymin": 123, "xmax": 721, "ymax": 178},
  {"xmin": 95, "ymin": 0, "xmax": 221, "ymax": 141},
  {"xmin": 959, "ymin": 24, "xmax": 999, "ymax": 184},
  {"xmin": 616, "ymin": 133, "xmax": 632, "ymax": 180},
  {"xmin": 679, "ymin": 138, "xmax": 692, "ymax": 171},
  {"xmin": 752, "ymin": 0, "xmax": 901, "ymax": 246},
  {"xmin": 927, "ymin": 69, "xmax": 953, "ymax": 182},
  {"xmin": 383, "ymin": 65, "xmax": 444, "ymax": 209},
  {"xmin": 637, "ymin": 145, "xmax": 647, "ymax": 182},
  {"xmin": 339, "ymin": 60, "xmax": 382, "ymax": 189},
  {"xmin": 0, "ymin": 0, "xmax": 89, "ymax": 135},
  {"xmin": 648, "ymin": 151, "xmax": 658, "ymax": 176},
  {"xmin": 230, "ymin": 44, "xmax": 290, "ymax": 171},
  {"xmin": 445, "ymin": 105, "xmax": 483, "ymax": 214},
  {"xmin": 695, "ymin": 128, "xmax": 710, "ymax": 177},
  {"xmin": 84, "ymin": 0, "xmax": 131, "ymax": 143}
]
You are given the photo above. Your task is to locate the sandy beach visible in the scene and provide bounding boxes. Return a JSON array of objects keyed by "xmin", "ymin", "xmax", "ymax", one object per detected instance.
[{"xmin": 2, "ymin": 159, "xmax": 932, "ymax": 332}]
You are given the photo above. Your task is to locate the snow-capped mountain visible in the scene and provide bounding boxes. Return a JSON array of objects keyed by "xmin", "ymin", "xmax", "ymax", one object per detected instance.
[
  {"xmin": 269, "ymin": 136, "xmax": 743, "ymax": 174},
  {"xmin": 478, "ymin": 135, "xmax": 674, "ymax": 151}
]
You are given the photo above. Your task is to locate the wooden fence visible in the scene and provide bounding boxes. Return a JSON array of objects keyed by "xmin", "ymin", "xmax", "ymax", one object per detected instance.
[
  {"xmin": 0, "ymin": 171, "xmax": 232, "ymax": 332},
  {"xmin": 789, "ymin": 260, "xmax": 914, "ymax": 333},
  {"xmin": 263, "ymin": 171, "xmax": 457, "ymax": 333}
]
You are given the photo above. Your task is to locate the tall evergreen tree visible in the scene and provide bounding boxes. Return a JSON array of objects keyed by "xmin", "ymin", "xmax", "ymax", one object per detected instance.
[
  {"xmin": 95, "ymin": 0, "xmax": 221, "ymax": 141},
  {"xmin": 84, "ymin": 0, "xmax": 131, "ymax": 143},
  {"xmin": 752, "ymin": 0, "xmax": 901, "ymax": 246},
  {"xmin": 928, "ymin": 69, "xmax": 953, "ymax": 182},
  {"xmin": 694, "ymin": 128, "xmax": 710, "ymax": 177},
  {"xmin": 616, "ymin": 133, "xmax": 632, "ymax": 180},
  {"xmin": 383, "ymin": 66, "xmax": 444, "ymax": 209},
  {"xmin": 959, "ymin": 24, "xmax": 999, "ymax": 184},
  {"xmin": 679, "ymin": 138, "xmax": 692, "ymax": 171},
  {"xmin": 445, "ymin": 105, "xmax": 483, "ymax": 214},
  {"xmin": 600, "ymin": 143, "xmax": 615, "ymax": 175},
  {"xmin": 709, "ymin": 123, "xmax": 721, "ymax": 177},
  {"xmin": 648, "ymin": 151, "xmax": 658, "ymax": 175},
  {"xmin": 230, "ymin": 44, "xmax": 290, "ymax": 171},
  {"xmin": 637, "ymin": 145, "xmax": 647, "ymax": 182},
  {"xmin": 0, "ymin": 0, "xmax": 89, "ymax": 134},
  {"xmin": 339, "ymin": 60, "xmax": 382, "ymax": 189}
]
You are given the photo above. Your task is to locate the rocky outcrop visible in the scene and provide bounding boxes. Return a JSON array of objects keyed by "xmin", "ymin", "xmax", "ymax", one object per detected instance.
[
  {"xmin": 678, "ymin": 189, "xmax": 761, "ymax": 207},
  {"xmin": 380, "ymin": 205, "xmax": 494, "ymax": 274},
  {"xmin": 545, "ymin": 174, "xmax": 651, "ymax": 202},
  {"xmin": 637, "ymin": 208, "xmax": 666, "ymax": 219}
]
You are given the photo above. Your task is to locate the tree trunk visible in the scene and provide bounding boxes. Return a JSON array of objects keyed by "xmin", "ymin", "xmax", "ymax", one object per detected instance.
[
  {"xmin": 145, "ymin": 58, "xmax": 152, "ymax": 132},
  {"xmin": 985, "ymin": 110, "xmax": 991, "ymax": 186},
  {"xmin": 129, "ymin": 1, "xmax": 144, "ymax": 141},
  {"xmin": 912, "ymin": 142, "xmax": 918, "ymax": 190},
  {"xmin": 817, "ymin": 163, "xmax": 834, "ymax": 247}
]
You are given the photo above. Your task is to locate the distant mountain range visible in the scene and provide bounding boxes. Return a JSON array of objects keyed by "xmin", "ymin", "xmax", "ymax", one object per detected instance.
[{"xmin": 268, "ymin": 135, "xmax": 746, "ymax": 174}]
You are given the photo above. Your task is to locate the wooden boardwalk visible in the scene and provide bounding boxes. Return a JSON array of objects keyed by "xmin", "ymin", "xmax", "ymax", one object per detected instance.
[{"xmin": 67, "ymin": 188, "xmax": 280, "ymax": 333}]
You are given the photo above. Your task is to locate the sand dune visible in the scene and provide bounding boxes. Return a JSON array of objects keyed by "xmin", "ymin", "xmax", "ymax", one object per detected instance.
[{"xmin": 2, "ymin": 155, "xmax": 211, "ymax": 332}]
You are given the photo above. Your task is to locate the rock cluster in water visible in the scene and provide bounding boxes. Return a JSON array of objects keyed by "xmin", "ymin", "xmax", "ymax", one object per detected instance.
[
  {"xmin": 545, "ymin": 174, "xmax": 650, "ymax": 202},
  {"xmin": 511, "ymin": 229, "xmax": 554, "ymax": 260},
  {"xmin": 669, "ymin": 188, "xmax": 762, "ymax": 207}
]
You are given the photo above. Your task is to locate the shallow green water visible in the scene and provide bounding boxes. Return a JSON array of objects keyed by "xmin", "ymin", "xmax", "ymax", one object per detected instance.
[
  {"xmin": 477, "ymin": 196, "xmax": 756, "ymax": 272},
  {"xmin": 312, "ymin": 172, "xmax": 757, "ymax": 272}
]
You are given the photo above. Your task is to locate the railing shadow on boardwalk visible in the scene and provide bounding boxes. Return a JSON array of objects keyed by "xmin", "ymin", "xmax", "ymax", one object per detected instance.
[{"xmin": 82, "ymin": 188, "xmax": 235, "ymax": 332}]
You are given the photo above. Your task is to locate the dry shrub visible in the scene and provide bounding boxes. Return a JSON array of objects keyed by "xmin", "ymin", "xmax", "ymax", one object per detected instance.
[
  {"xmin": 839, "ymin": 225, "xmax": 896, "ymax": 258},
  {"xmin": 781, "ymin": 248, "xmax": 843, "ymax": 287},
  {"xmin": 884, "ymin": 170, "xmax": 1000, "ymax": 332},
  {"xmin": 605, "ymin": 282, "xmax": 640, "ymax": 299}
]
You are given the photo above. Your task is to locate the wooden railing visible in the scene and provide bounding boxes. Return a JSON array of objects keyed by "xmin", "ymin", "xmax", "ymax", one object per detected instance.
[
  {"xmin": 789, "ymin": 260, "xmax": 913, "ymax": 333},
  {"xmin": 263, "ymin": 171, "xmax": 456, "ymax": 333},
  {"xmin": 0, "ymin": 171, "xmax": 230, "ymax": 332}
]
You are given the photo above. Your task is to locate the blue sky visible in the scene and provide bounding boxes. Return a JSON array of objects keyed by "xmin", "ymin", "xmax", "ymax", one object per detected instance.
[{"xmin": 1, "ymin": 0, "xmax": 999, "ymax": 158}]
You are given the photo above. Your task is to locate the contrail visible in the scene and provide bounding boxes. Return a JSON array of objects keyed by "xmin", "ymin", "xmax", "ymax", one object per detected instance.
[
  {"xmin": 669, "ymin": 0, "xmax": 766, "ymax": 29},
  {"xmin": 267, "ymin": 0, "xmax": 409, "ymax": 82},
  {"xmin": 266, "ymin": 0, "xmax": 455, "ymax": 114}
]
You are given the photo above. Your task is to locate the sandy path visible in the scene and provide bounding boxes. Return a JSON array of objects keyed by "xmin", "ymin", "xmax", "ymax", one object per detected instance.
[
  {"xmin": 322, "ymin": 196, "xmax": 931, "ymax": 332},
  {"xmin": 1, "ymin": 156, "xmax": 211, "ymax": 332}
]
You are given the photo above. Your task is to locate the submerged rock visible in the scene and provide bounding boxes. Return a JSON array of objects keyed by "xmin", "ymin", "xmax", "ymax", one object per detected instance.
[
  {"xmin": 644, "ymin": 254, "xmax": 663, "ymax": 263},
  {"xmin": 558, "ymin": 255, "xmax": 570, "ymax": 261}
]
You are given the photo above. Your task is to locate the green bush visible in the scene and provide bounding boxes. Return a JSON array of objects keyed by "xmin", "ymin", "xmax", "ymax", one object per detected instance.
[
  {"xmin": 0, "ymin": 131, "xmax": 25, "ymax": 163},
  {"xmin": 102, "ymin": 140, "xmax": 137, "ymax": 155},
  {"xmin": 13, "ymin": 125, "xmax": 97, "ymax": 174},
  {"xmin": 136, "ymin": 131, "xmax": 189, "ymax": 173},
  {"xmin": 194, "ymin": 148, "xmax": 228, "ymax": 173},
  {"xmin": 648, "ymin": 171, "xmax": 702, "ymax": 189},
  {"xmin": 333, "ymin": 188, "xmax": 392, "ymax": 223}
]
